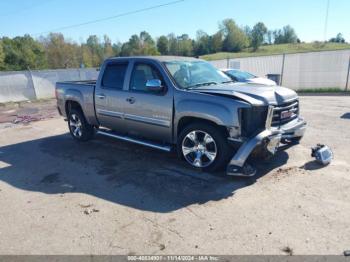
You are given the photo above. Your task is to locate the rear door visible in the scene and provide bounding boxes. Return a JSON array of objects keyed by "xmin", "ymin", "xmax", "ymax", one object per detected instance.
[
  {"xmin": 94, "ymin": 61, "xmax": 130, "ymax": 133},
  {"xmin": 123, "ymin": 60, "xmax": 173, "ymax": 143}
]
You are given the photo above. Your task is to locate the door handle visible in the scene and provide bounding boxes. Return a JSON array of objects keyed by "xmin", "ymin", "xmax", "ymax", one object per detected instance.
[
  {"xmin": 97, "ymin": 94, "xmax": 106, "ymax": 99},
  {"xmin": 126, "ymin": 97, "xmax": 136, "ymax": 104}
]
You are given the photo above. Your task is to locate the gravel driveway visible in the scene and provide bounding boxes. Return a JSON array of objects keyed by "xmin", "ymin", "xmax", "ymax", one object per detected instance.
[{"xmin": 0, "ymin": 95, "xmax": 349, "ymax": 255}]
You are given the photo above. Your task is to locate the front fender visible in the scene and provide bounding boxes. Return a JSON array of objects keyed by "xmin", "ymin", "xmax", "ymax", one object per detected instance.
[{"xmin": 174, "ymin": 97, "xmax": 250, "ymax": 139}]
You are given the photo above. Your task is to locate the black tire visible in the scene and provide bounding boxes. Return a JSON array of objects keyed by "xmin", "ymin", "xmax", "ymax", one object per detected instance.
[
  {"xmin": 177, "ymin": 122, "xmax": 232, "ymax": 172},
  {"xmin": 68, "ymin": 109, "xmax": 95, "ymax": 142}
]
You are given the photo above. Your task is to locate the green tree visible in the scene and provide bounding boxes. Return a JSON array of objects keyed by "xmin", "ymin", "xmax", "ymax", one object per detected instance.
[
  {"xmin": 329, "ymin": 33, "xmax": 345, "ymax": 43},
  {"xmin": 85, "ymin": 35, "xmax": 104, "ymax": 66},
  {"xmin": 103, "ymin": 35, "xmax": 115, "ymax": 59},
  {"xmin": 80, "ymin": 45, "xmax": 93, "ymax": 68},
  {"xmin": 0, "ymin": 40, "xmax": 4, "ymax": 70},
  {"xmin": 209, "ymin": 31, "xmax": 223, "ymax": 53},
  {"xmin": 112, "ymin": 42, "xmax": 122, "ymax": 56},
  {"xmin": 157, "ymin": 36, "xmax": 169, "ymax": 55},
  {"xmin": 220, "ymin": 19, "xmax": 248, "ymax": 52},
  {"xmin": 122, "ymin": 34, "xmax": 140, "ymax": 56},
  {"xmin": 243, "ymin": 25, "xmax": 252, "ymax": 46},
  {"xmin": 177, "ymin": 34, "xmax": 193, "ymax": 56},
  {"xmin": 2, "ymin": 35, "xmax": 47, "ymax": 70},
  {"xmin": 139, "ymin": 31, "xmax": 159, "ymax": 55},
  {"xmin": 266, "ymin": 30, "xmax": 274, "ymax": 44},
  {"xmin": 251, "ymin": 22, "xmax": 267, "ymax": 51},
  {"xmin": 120, "ymin": 31, "xmax": 159, "ymax": 56},
  {"xmin": 193, "ymin": 30, "xmax": 210, "ymax": 56},
  {"xmin": 274, "ymin": 25, "xmax": 298, "ymax": 44},
  {"xmin": 167, "ymin": 33, "xmax": 178, "ymax": 55},
  {"xmin": 41, "ymin": 33, "xmax": 80, "ymax": 69}
]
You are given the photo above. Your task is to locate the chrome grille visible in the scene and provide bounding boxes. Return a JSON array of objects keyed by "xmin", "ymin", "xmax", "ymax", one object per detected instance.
[{"xmin": 272, "ymin": 100, "xmax": 299, "ymax": 127}]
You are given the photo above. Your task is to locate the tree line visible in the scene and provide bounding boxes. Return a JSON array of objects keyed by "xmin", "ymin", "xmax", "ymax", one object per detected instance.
[{"xmin": 0, "ymin": 18, "xmax": 346, "ymax": 71}]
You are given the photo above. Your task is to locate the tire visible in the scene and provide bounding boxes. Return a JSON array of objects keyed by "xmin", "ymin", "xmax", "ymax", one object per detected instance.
[
  {"xmin": 177, "ymin": 122, "xmax": 232, "ymax": 172},
  {"xmin": 68, "ymin": 109, "xmax": 95, "ymax": 142}
]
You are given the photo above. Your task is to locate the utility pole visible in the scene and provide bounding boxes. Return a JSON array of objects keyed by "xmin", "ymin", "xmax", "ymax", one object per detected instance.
[{"xmin": 324, "ymin": 0, "xmax": 330, "ymax": 42}]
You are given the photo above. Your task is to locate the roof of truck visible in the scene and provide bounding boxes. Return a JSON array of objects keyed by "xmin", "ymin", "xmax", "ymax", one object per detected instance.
[{"xmin": 108, "ymin": 56, "xmax": 202, "ymax": 62}]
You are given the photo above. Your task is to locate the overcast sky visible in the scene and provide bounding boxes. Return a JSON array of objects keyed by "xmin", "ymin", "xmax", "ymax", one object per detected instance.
[{"xmin": 0, "ymin": 0, "xmax": 348, "ymax": 43}]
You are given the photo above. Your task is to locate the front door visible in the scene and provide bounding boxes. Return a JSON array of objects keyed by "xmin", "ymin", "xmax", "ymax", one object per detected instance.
[{"xmin": 123, "ymin": 62, "xmax": 173, "ymax": 143}]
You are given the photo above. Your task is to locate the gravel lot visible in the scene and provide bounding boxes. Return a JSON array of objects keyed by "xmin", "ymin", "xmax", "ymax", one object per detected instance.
[{"xmin": 0, "ymin": 95, "xmax": 349, "ymax": 255}]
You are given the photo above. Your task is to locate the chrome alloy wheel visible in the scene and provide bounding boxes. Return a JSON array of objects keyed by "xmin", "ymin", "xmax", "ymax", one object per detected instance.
[
  {"xmin": 181, "ymin": 130, "xmax": 217, "ymax": 168},
  {"xmin": 69, "ymin": 114, "xmax": 83, "ymax": 138}
]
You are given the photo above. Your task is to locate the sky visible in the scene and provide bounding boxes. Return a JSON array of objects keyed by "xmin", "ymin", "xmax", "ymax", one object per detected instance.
[{"xmin": 0, "ymin": 0, "xmax": 349, "ymax": 44}]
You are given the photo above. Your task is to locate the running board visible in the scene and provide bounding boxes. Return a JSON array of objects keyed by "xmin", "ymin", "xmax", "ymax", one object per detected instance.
[{"xmin": 96, "ymin": 130, "xmax": 172, "ymax": 152}]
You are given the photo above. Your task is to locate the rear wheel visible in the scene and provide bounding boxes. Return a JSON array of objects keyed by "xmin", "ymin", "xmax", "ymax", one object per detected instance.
[
  {"xmin": 177, "ymin": 123, "xmax": 231, "ymax": 172},
  {"xmin": 68, "ymin": 109, "xmax": 95, "ymax": 141}
]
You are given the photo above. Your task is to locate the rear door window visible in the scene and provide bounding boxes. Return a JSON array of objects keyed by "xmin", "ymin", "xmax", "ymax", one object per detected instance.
[{"xmin": 102, "ymin": 63, "xmax": 128, "ymax": 90}]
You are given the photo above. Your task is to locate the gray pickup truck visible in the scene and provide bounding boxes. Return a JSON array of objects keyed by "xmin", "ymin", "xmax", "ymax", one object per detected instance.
[{"xmin": 56, "ymin": 56, "xmax": 306, "ymax": 176}]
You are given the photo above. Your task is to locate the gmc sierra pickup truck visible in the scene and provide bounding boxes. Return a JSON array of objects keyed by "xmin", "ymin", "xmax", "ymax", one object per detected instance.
[{"xmin": 56, "ymin": 56, "xmax": 306, "ymax": 176}]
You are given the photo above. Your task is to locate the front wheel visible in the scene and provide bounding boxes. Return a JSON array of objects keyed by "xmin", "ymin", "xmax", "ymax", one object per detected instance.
[
  {"xmin": 177, "ymin": 123, "xmax": 232, "ymax": 172},
  {"xmin": 68, "ymin": 109, "xmax": 95, "ymax": 142}
]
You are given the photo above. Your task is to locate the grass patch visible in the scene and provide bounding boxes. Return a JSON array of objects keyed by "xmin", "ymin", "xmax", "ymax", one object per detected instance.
[
  {"xmin": 0, "ymin": 98, "xmax": 55, "ymax": 107},
  {"xmin": 201, "ymin": 43, "xmax": 350, "ymax": 61},
  {"xmin": 297, "ymin": 87, "xmax": 348, "ymax": 93}
]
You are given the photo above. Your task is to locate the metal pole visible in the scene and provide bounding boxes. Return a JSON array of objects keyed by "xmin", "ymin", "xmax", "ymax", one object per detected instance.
[
  {"xmin": 280, "ymin": 53, "xmax": 286, "ymax": 86},
  {"xmin": 324, "ymin": 0, "xmax": 330, "ymax": 42},
  {"xmin": 346, "ymin": 55, "xmax": 350, "ymax": 92},
  {"xmin": 27, "ymin": 67, "xmax": 37, "ymax": 100},
  {"xmin": 227, "ymin": 57, "xmax": 230, "ymax": 68}
]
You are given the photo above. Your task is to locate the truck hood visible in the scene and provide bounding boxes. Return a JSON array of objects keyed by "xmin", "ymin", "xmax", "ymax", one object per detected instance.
[
  {"xmin": 191, "ymin": 83, "xmax": 298, "ymax": 106},
  {"xmin": 248, "ymin": 77, "xmax": 277, "ymax": 86}
]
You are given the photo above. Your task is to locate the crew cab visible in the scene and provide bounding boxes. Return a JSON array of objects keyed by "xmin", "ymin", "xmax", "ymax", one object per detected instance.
[{"xmin": 56, "ymin": 56, "xmax": 306, "ymax": 176}]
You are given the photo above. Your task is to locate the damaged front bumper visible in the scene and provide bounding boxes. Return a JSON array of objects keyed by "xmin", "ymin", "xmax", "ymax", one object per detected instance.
[{"xmin": 226, "ymin": 115, "xmax": 307, "ymax": 177}]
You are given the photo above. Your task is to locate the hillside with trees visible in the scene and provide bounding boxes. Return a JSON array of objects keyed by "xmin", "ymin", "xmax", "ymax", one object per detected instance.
[{"xmin": 0, "ymin": 18, "xmax": 348, "ymax": 71}]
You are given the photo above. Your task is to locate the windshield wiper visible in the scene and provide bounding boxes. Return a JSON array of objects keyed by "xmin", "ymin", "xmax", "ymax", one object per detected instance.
[
  {"xmin": 221, "ymin": 80, "xmax": 235, "ymax": 84},
  {"xmin": 186, "ymin": 82, "xmax": 218, "ymax": 89}
]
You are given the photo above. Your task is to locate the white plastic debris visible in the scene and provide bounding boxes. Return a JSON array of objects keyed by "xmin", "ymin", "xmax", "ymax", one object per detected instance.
[{"xmin": 311, "ymin": 144, "xmax": 333, "ymax": 165}]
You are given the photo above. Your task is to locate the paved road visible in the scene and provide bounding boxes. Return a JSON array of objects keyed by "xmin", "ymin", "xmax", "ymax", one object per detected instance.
[{"xmin": 0, "ymin": 96, "xmax": 349, "ymax": 255}]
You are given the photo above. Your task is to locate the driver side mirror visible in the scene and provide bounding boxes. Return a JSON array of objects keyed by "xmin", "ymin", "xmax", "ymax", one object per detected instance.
[{"xmin": 146, "ymin": 79, "xmax": 164, "ymax": 92}]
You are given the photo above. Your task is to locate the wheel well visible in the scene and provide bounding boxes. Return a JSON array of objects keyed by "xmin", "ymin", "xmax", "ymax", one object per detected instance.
[
  {"xmin": 65, "ymin": 100, "xmax": 82, "ymax": 116},
  {"xmin": 177, "ymin": 117, "xmax": 229, "ymax": 138}
]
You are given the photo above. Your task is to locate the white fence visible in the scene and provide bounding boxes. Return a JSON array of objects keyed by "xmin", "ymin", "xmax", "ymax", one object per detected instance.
[
  {"xmin": 0, "ymin": 68, "xmax": 99, "ymax": 103},
  {"xmin": 1, "ymin": 50, "xmax": 349, "ymax": 103},
  {"xmin": 210, "ymin": 49, "xmax": 350, "ymax": 90}
]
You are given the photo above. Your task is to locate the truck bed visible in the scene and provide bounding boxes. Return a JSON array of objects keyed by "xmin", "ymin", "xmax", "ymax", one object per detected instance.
[{"xmin": 55, "ymin": 80, "xmax": 97, "ymax": 124}]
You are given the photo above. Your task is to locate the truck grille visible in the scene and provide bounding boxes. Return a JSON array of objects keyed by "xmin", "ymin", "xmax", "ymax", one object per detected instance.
[{"xmin": 272, "ymin": 100, "xmax": 299, "ymax": 127}]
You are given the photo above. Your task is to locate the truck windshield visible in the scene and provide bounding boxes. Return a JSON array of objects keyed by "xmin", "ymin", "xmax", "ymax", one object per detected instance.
[{"xmin": 164, "ymin": 60, "xmax": 232, "ymax": 89}]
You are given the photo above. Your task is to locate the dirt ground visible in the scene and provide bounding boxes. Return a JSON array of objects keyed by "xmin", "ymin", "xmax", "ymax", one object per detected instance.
[{"xmin": 0, "ymin": 95, "xmax": 349, "ymax": 255}]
